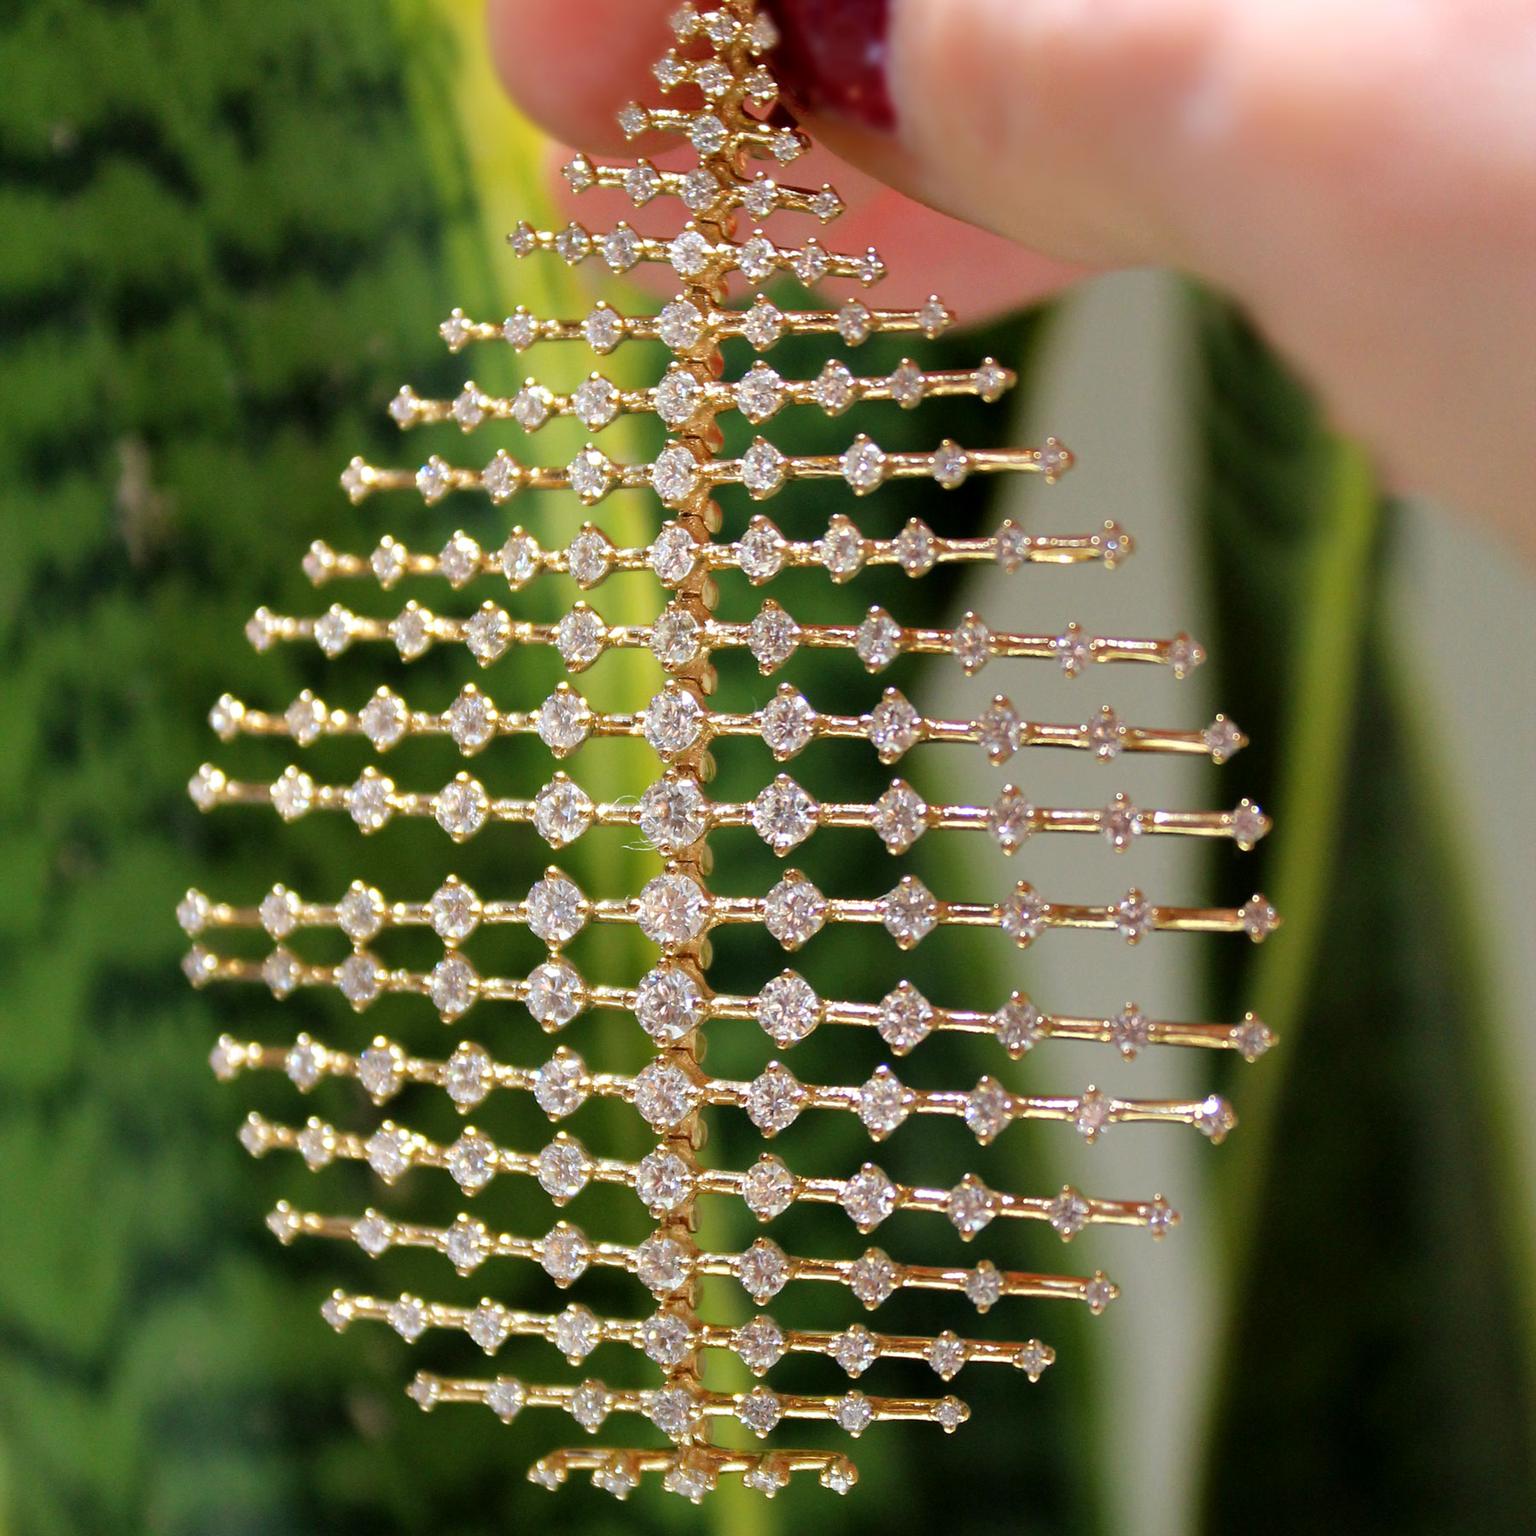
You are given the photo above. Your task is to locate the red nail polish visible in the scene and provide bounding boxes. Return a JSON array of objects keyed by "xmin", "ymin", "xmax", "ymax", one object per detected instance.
[{"xmin": 763, "ymin": 0, "xmax": 895, "ymax": 132}]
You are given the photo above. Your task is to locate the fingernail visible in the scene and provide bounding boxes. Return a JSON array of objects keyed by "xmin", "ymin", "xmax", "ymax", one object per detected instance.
[{"xmin": 762, "ymin": 0, "xmax": 895, "ymax": 132}]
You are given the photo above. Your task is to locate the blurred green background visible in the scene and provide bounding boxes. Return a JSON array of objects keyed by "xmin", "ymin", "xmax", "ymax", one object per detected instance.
[{"xmin": 2, "ymin": 2, "xmax": 1534, "ymax": 1533}]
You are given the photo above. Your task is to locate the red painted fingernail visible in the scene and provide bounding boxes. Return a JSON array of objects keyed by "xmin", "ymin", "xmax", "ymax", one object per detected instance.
[{"xmin": 762, "ymin": 0, "xmax": 895, "ymax": 132}]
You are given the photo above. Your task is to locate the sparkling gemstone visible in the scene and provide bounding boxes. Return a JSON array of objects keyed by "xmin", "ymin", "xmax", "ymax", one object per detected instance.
[
  {"xmin": 1074, "ymin": 1089, "xmax": 1111, "ymax": 1141},
  {"xmin": 1049, "ymin": 1186, "xmax": 1091, "ymax": 1238},
  {"xmin": 966, "ymin": 1077, "xmax": 1014, "ymax": 1143},
  {"xmin": 883, "ymin": 878, "xmax": 938, "ymax": 947},
  {"xmin": 650, "ymin": 521, "xmax": 700, "ymax": 583},
  {"xmin": 270, "ymin": 766, "xmax": 314, "ymax": 822},
  {"xmin": 764, "ymin": 872, "xmax": 826, "ymax": 949},
  {"xmin": 433, "ymin": 775, "xmax": 489, "ymax": 840},
  {"xmin": 736, "ymin": 515, "xmax": 785, "ymax": 582},
  {"xmin": 737, "ymin": 1239, "xmax": 789, "ymax": 1302},
  {"xmin": 537, "ymin": 1136, "xmax": 591, "ymax": 1202},
  {"xmin": 389, "ymin": 603, "xmax": 433, "ymax": 660},
  {"xmin": 284, "ymin": 1036, "xmax": 324, "ymax": 1091},
  {"xmin": 792, "ymin": 240, "xmax": 828, "ymax": 284},
  {"xmin": 746, "ymin": 601, "xmax": 801, "ymax": 673},
  {"xmin": 634, "ymin": 964, "xmax": 704, "ymax": 1042},
  {"xmin": 871, "ymin": 781, "xmax": 927, "ymax": 853},
  {"xmin": 740, "ymin": 438, "xmax": 787, "ymax": 498},
  {"xmin": 1102, "ymin": 795, "xmax": 1143, "ymax": 851},
  {"xmin": 636, "ymin": 1234, "xmax": 691, "ymax": 1295},
  {"xmin": 855, "ymin": 608, "xmax": 903, "ymax": 670},
  {"xmin": 954, "ymin": 611, "xmax": 991, "ymax": 672},
  {"xmin": 1232, "ymin": 799, "xmax": 1269, "ymax": 850},
  {"xmin": 689, "ymin": 112, "xmax": 728, "ymax": 155},
  {"xmin": 680, "ymin": 167, "xmax": 718, "ymax": 210},
  {"xmin": 1086, "ymin": 1275, "xmax": 1117, "ymax": 1314},
  {"xmin": 445, "ymin": 1045, "xmax": 492, "ymax": 1110},
  {"xmin": 503, "ymin": 310, "xmax": 537, "ymax": 349},
  {"xmin": 570, "ymin": 1379, "xmax": 611, "ymax": 1432},
  {"xmin": 733, "ymin": 1315, "xmax": 786, "ymax": 1375},
  {"xmin": 1239, "ymin": 894, "xmax": 1279, "ymax": 941},
  {"xmin": 643, "ymin": 686, "xmax": 705, "ymax": 757},
  {"xmin": 760, "ymin": 687, "xmax": 816, "ymax": 758},
  {"xmin": 989, "ymin": 785, "xmax": 1035, "ymax": 852},
  {"xmin": 1233, "ymin": 1013, "xmax": 1274, "ymax": 1061},
  {"xmin": 642, "ymin": 1310, "xmax": 694, "ymax": 1367},
  {"xmin": 948, "ymin": 1175, "xmax": 997, "ymax": 1236},
  {"xmin": 415, "ymin": 456, "xmax": 451, "ymax": 504},
  {"xmin": 740, "ymin": 1155, "xmax": 795, "ymax": 1219},
  {"xmin": 388, "ymin": 1297, "xmax": 426, "ymax": 1341},
  {"xmin": 668, "ymin": 228, "xmax": 712, "ymax": 278},
  {"xmin": 654, "ymin": 368, "xmax": 701, "ymax": 428},
  {"xmin": 750, "ymin": 776, "xmax": 819, "ymax": 854},
  {"xmin": 893, "ymin": 518, "xmax": 936, "ymax": 576},
  {"xmin": 354, "ymin": 1211, "xmax": 393, "ymax": 1256},
  {"xmin": 261, "ymin": 947, "xmax": 301, "ymax": 997},
  {"xmin": 637, "ymin": 872, "xmax": 709, "ymax": 948},
  {"xmin": 841, "ymin": 435, "xmax": 887, "ymax": 493},
  {"xmin": 338, "ymin": 952, "xmax": 381, "ymax": 1008},
  {"xmin": 468, "ymin": 1302, "xmax": 511, "ymax": 1354},
  {"xmin": 740, "ymin": 299, "xmax": 782, "ymax": 351},
  {"xmin": 1195, "ymin": 1096, "xmax": 1237, "ymax": 1141},
  {"xmin": 928, "ymin": 1331, "xmax": 969, "ymax": 1380},
  {"xmin": 555, "ymin": 606, "xmax": 606, "ymax": 669},
  {"xmin": 429, "ymin": 877, "xmax": 479, "ymax": 942},
  {"xmin": 582, "ymin": 304, "xmax": 623, "ymax": 353},
  {"xmin": 527, "ymin": 873, "xmax": 588, "ymax": 945},
  {"xmin": 499, "ymin": 529, "xmax": 542, "ymax": 587},
  {"xmin": 565, "ymin": 528, "xmax": 611, "ymax": 586},
  {"xmin": 841, "ymin": 1164, "xmax": 898, "ymax": 1231},
  {"xmin": 651, "ymin": 443, "xmax": 700, "ymax": 506},
  {"xmin": 650, "ymin": 606, "xmax": 701, "ymax": 669},
  {"xmin": 1111, "ymin": 1004, "xmax": 1150, "ymax": 1058},
  {"xmin": 482, "ymin": 450, "xmax": 521, "ymax": 502},
  {"xmin": 966, "ymin": 1261, "xmax": 1002, "ymax": 1312},
  {"xmin": 877, "ymin": 981, "xmax": 933, "ymax": 1052},
  {"xmin": 1205, "ymin": 715, "xmax": 1244, "ymax": 763},
  {"xmin": 932, "ymin": 441, "xmax": 971, "ymax": 488},
  {"xmin": 624, "ymin": 159, "xmax": 661, "ymax": 204},
  {"xmin": 635, "ymin": 1148, "xmax": 692, "ymax": 1213},
  {"xmin": 813, "ymin": 359, "xmax": 856, "ymax": 415},
  {"xmin": 998, "ymin": 882, "xmax": 1048, "ymax": 946},
  {"xmin": 527, "ymin": 957, "xmax": 584, "ymax": 1027},
  {"xmin": 1114, "ymin": 889, "xmax": 1153, "ymax": 942},
  {"xmin": 532, "ymin": 1050, "xmax": 588, "ymax": 1119},
  {"xmin": 571, "ymin": 377, "xmax": 619, "ymax": 431},
  {"xmin": 1167, "ymin": 632, "xmax": 1203, "ymax": 677},
  {"xmin": 365, "ymin": 1125, "xmax": 412, "ymax": 1181},
  {"xmin": 534, "ymin": 688, "xmax": 593, "ymax": 756},
  {"xmin": 633, "ymin": 1060, "xmax": 700, "ymax": 1131},
  {"xmin": 831, "ymin": 1327, "xmax": 878, "ymax": 1377},
  {"xmin": 601, "ymin": 224, "xmax": 641, "ymax": 272},
  {"xmin": 755, "ymin": 970, "xmax": 820, "ymax": 1045},
  {"xmin": 858, "ymin": 1066, "xmax": 912, "ymax": 1138},
  {"xmin": 358, "ymin": 1042, "xmax": 403, "ymax": 1101},
  {"xmin": 648, "ymin": 1385, "xmax": 701, "ymax": 1441},
  {"xmin": 337, "ymin": 883, "xmax": 385, "ymax": 942},
  {"xmin": 737, "ymin": 1388, "xmax": 783, "ymax": 1438},
  {"xmin": 836, "ymin": 301, "xmax": 871, "ymax": 344},
  {"xmin": 447, "ymin": 1132, "xmax": 498, "ymax": 1192},
  {"xmin": 744, "ymin": 1063, "xmax": 804, "ymax": 1135},
  {"xmin": 848, "ymin": 1249, "xmax": 897, "ymax": 1308},
  {"xmin": 488, "ymin": 1377, "xmax": 526, "ymax": 1422},
  {"xmin": 977, "ymin": 696, "xmax": 1023, "ymax": 763},
  {"xmin": 658, "ymin": 299, "xmax": 705, "ymax": 350},
  {"xmin": 532, "ymin": 775, "xmax": 595, "ymax": 846},
  {"xmin": 868, "ymin": 689, "xmax": 921, "ymax": 761},
  {"xmin": 638, "ymin": 774, "xmax": 708, "ymax": 853},
  {"xmin": 464, "ymin": 605, "xmax": 511, "ymax": 665},
  {"xmin": 734, "ymin": 362, "xmax": 784, "ymax": 421},
  {"xmin": 541, "ymin": 1223, "xmax": 592, "ymax": 1285},
  {"xmin": 889, "ymin": 360, "xmax": 926, "ymax": 407},
  {"xmin": 443, "ymin": 688, "xmax": 494, "ymax": 754}
]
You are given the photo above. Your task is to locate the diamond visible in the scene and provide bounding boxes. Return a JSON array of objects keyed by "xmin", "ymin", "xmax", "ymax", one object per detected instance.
[
  {"xmin": 447, "ymin": 687, "xmax": 496, "ymax": 752},
  {"xmin": 635, "ymin": 964, "xmax": 705, "ymax": 1042},
  {"xmin": 503, "ymin": 309, "xmax": 537, "ymax": 349},
  {"xmin": 668, "ymin": 228, "xmax": 712, "ymax": 278},
  {"xmin": 483, "ymin": 449, "xmax": 521, "ymax": 501},
  {"xmin": 1205, "ymin": 715, "xmax": 1245, "ymax": 763},
  {"xmin": 812, "ymin": 360, "xmax": 856, "ymax": 417},
  {"xmin": 868, "ymin": 689, "xmax": 921, "ymax": 761},
  {"xmin": 445, "ymin": 1045, "xmax": 492, "ymax": 1110},
  {"xmin": 464, "ymin": 604, "xmax": 511, "ymax": 664},
  {"xmin": 650, "ymin": 606, "xmax": 701, "ymax": 669},
  {"xmin": 527, "ymin": 957, "xmax": 584, "ymax": 1028},
  {"xmin": 965, "ymin": 1261, "xmax": 1002, "ymax": 1313},
  {"xmin": 893, "ymin": 517, "xmax": 936, "ymax": 575},
  {"xmin": 570, "ymin": 1380, "xmax": 611, "ymax": 1432},
  {"xmin": 601, "ymin": 224, "xmax": 641, "ymax": 272},
  {"xmin": 857, "ymin": 1065, "xmax": 912, "ymax": 1138},
  {"xmin": 297, "ymin": 1120, "xmax": 333, "ymax": 1168},
  {"xmin": 734, "ymin": 1315, "xmax": 786, "ymax": 1375},
  {"xmin": 755, "ymin": 970, "xmax": 821, "ymax": 1046},
  {"xmin": 1195, "ymin": 1095, "xmax": 1238, "ymax": 1141},
  {"xmin": 744, "ymin": 1063, "xmax": 804, "ymax": 1135},
  {"xmin": 1055, "ymin": 625, "xmax": 1092, "ymax": 677},
  {"xmin": 468, "ymin": 1302, "xmax": 511, "ymax": 1355},
  {"xmin": 337, "ymin": 882, "xmax": 385, "ymax": 942},
  {"xmin": 488, "ymin": 1377, "xmax": 526, "ymax": 1423},
  {"xmin": 176, "ymin": 889, "xmax": 209, "ymax": 937},
  {"xmin": 965, "ymin": 1077, "xmax": 1014, "ymax": 1143},
  {"xmin": 637, "ymin": 872, "xmax": 709, "ymax": 948},
  {"xmin": 871, "ymin": 781, "xmax": 927, "ymax": 853},
  {"xmin": 643, "ymin": 686, "xmax": 705, "ymax": 757},
  {"xmin": 1001, "ymin": 882, "xmax": 1048, "ymax": 946},
  {"xmin": 650, "ymin": 521, "xmax": 699, "ymax": 584},
  {"xmin": 447, "ymin": 1131, "xmax": 497, "ymax": 1192},
  {"xmin": 740, "ymin": 438, "xmax": 787, "ymax": 498},
  {"xmin": 932, "ymin": 440, "xmax": 971, "ymax": 488},
  {"xmin": 1114, "ymin": 889, "xmax": 1153, "ymax": 943},
  {"xmin": 954, "ymin": 611, "xmax": 991, "ymax": 672},
  {"xmin": 428, "ymin": 877, "xmax": 479, "ymax": 942},
  {"xmin": 261, "ymin": 947, "xmax": 301, "ymax": 997},
  {"xmin": 1049, "ymin": 1186, "xmax": 1092, "ymax": 1239},
  {"xmin": 571, "ymin": 377, "xmax": 619, "ymax": 431},
  {"xmin": 1239, "ymin": 894, "xmax": 1279, "ymax": 941},
  {"xmin": 415, "ymin": 456, "xmax": 451, "ymax": 503},
  {"xmin": 689, "ymin": 112, "xmax": 728, "ymax": 155},
  {"xmin": 633, "ymin": 1061, "xmax": 700, "ymax": 1132},
  {"xmin": 737, "ymin": 1388, "xmax": 783, "ymax": 1439},
  {"xmin": 919, "ymin": 296, "xmax": 953, "ymax": 337},
  {"xmin": 928, "ymin": 1331, "xmax": 968, "ymax": 1380},
  {"xmin": 840, "ymin": 435, "xmax": 887, "ymax": 492},
  {"xmin": 1110, "ymin": 1004, "xmax": 1150, "ymax": 1058},
  {"xmin": 433, "ymin": 775, "xmax": 489, "ymax": 840},
  {"xmin": 741, "ymin": 297, "xmax": 782, "ymax": 351},
  {"xmin": 1232, "ymin": 799, "xmax": 1269, "ymax": 850},
  {"xmin": 648, "ymin": 1385, "xmax": 702, "ymax": 1442},
  {"xmin": 977, "ymin": 696, "xmax": 1023, "ymax": 763},
  {"xmin": 284, "ymin": 1036, "xmax": 324, "ymax": 1091},
  {"xmin": 270, "ymin": 766, "xmax": 314, "ymax": 822},
  {"xmin": 746, "ymin": 600, "xmax": 800, "ymax": 672},
  {"xmin": 635, "ymin": 1148, "xmax": 693, "ymax": 1213},
  {"xmin": 353, "ymin": 1210, "xmax": 393, "ymax": 1256},
  {"xmin": 841, "ymin": 1164, "xmax": 898, "ymax": 1231},
  {"xmin": 750, "ymin": 775, "xmax": 819, "ymax": 854},
  {"xmin": 658, "ymin": 299, "xmax": 705, "ymax": 350},
  {"xmin": 1086, "ymin": 1274, "xmax": 1117, "ymax": 1314},
  {"xmin": 831, "ymin": 1327, "xmax": 878, "ymax": 1377},
  {"xmin": 541, "ymin": 1222, "xmax": 592, "ymax": 1285},
  {"xmin": 553, "ymin": 221, "xmax": 591, "ymax": 265},
  {"xmin": 1167, "ymin": 632, "xmax": 1203, "ymax": 677},
  {"xmin": 639, "ymin": 774, "xmax": 709, "ymax": 853},
  {"xmin": 990, "ymin": 785, "xmax": 1035, "ymax": 851},
  {"xmin": 389, "ymin": 603, "xmax": 433, "ymax": 660},
  {"xmin": 855, "ymin": 607, "xmax": 903, "ymax": 670},
  {"xmin": 740, "ymin": 1154, "xmax": 796, "ymax": 1219},
  {"xmin": 527, "ymin": 872, "xmax": 588, "ymax": 945},
  {"xmin": 1233, "ymin": 1013, "xmax": 1275, "ymax": 1061},
  {"xmin": 284, "ymin": 691, "xmax": 326, "ymax": 746},
  {"xmin": 388, "ymin": 1297, "xmax": 426, "ymax": 1341},
  {"xmin": 877, "ymin": 981, "xmax": 933, "ymax": 1053},
  {"xmin": 883, "ymin": 877, "xmax": 938, "ymax": 947},
  {"xmin": 532, "ymin": 1049, "xmax": 588, "ymax": 1120},
  {"xmin": 651, "ymin": 443, "xmax": 700, "ymax": 506},
  {"xmin": 848, "ymin": 1249, "xmax": 897, "ymax": 1308},
  {"xmin": 1103, "ymin": 794, "xmax": 1143, "ymax": 851},
  {"xmin": 737, "ymin": 1239, "xmax": 789, "ymax": 1303},
  {"xmin": 555, "ymin": 605, "xmax": 606, "ymax": 668},
  {"xmin": 947, "ymin": 1175, "xmax": 997, "ymax": 1237},
  {"xmin": 582, "ymin": 303, "xmax": 623, "ymax": 353},
  {"xmin": 764, "ymin": 872, "xmax": 825, "ymax": 949},
  {"xmin": 737, "ymin": 515, "xmax": 785, "ymax": 582},
  {"xmin": 337, "ymin": 952, "xmax": 381, "ymax": 1008},
  {"xmin": 642, "ymin": 1310, "xmax": 694, "ymax": 1367},
  {"xmin": 735, "ymin": 362, "xmax": 784, "ymax": 422},
  {"xmin": 760, "ymin": 687, "xmax": 816, "ymax": 759},
  {"xmin": 654, "ymin": 367, "xmax": 701, "ymax": 428},
  {"xmin": 537, "ymin": 1136, "xmax": 591, "ymax": 1202},
  {"xmin": 1074, "ymin": 1088, "xmax": 1111, "ymax": 1141},
  {"xmin": 636, "ymin": 1234, "xmax": 691, "ymax": 1295},
  {"xmin": 499, "ymin": 529, "xmax": 541, "ymax": 587},
  {"xmin": 1087, "ymin": 706, "xmax": 1124, "ymax": 760},
  {"xmin": 358, "ymin": 1041, "xmax": 404, "ymax": 1101},
  {"xmin": 681, "ymin": 167, "xmax": 718, "ymax": 210},
  {"xmin": 534, "ymin": 688, "xmax": 593, "ymax": 757},
  {"xmin": 365, "ymin": 1125, "xmax": 412, "ymax": 1181},
  {"xmin": 889, "ymin": 360, "xmax": 926, "ymax": 408}
]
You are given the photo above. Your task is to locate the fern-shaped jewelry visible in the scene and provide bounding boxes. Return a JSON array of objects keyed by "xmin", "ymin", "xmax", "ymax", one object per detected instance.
[{"xmin": 180, "ymin": 0, "xmax": 1276, "ymax": 1501}]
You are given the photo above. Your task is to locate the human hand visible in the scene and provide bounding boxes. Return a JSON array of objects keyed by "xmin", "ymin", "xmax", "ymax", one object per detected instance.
[{"xmin": 489, "ymin": 0, "xmax": 1536, "ymax": 547}]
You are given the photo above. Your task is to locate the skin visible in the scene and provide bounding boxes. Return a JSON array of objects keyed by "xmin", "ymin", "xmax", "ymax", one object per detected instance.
[{"xmin": 488, "ymin": 0, "xmax": 1536, "ymax": 551}]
